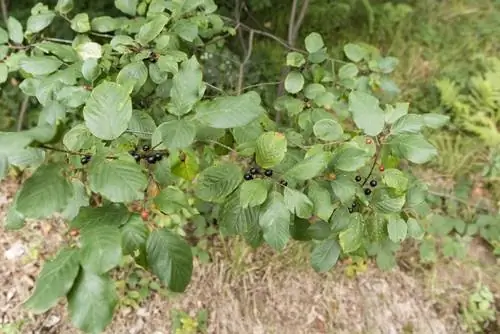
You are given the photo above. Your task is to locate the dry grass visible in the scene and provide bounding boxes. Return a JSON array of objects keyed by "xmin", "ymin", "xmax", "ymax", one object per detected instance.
[{"xmin": 0, "ymin": 178, "xmax": 482, "ymax": 334}]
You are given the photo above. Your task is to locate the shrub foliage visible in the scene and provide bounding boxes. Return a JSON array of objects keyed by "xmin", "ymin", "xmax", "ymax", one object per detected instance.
[{"xmin": 0, "ymin": 0, "xmax": 448, "ymax": 332}]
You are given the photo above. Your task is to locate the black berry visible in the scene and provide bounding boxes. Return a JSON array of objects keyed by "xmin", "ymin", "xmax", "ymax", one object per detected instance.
[
  {"xmin": 146, "ymin": 155, "xmax": 156, "ymax": 164},
  {"xmin": 244, "ymin": 173, "xmax": 253, "ymax": 181},
  {"xmin": 280, "ymin": 180, "xmax": 288, "ymax": 186},
  {"xmin": 364, "ymin": 188, "xmax": 372, "ymax": 195},
  {"xmin": 348, "ymin": 207, "xmax": 353, "ymax": 213},
  {"xmin": 370, "ymin": 180, "xmax": 377, "ymax": 187},
  {"xmin": 142, "ymin": 144, "xmax": 150, "ymax": 152},
  {"xmin": 128, "ymin": 149, "xmax": 136, "ymax": 155},
  {"xmin": 154, "ymin": 152, "xmax": 163, "ymax": 161},
  {"xmin": 80, "ymin": 155, "xmax": 90, "ymax": 165},
  {"xmin": 132, "ymin": 153, "xmax": 141, "ymax": 162},
  {"xmin": 250, "ymin": 167, "xmax": 260, "ymax": 175},
  {"xmin": 264, "ymin": 169, "xmax": 273, "ymax": 177},
  {"xmin": 355, "ymin": 175, "xmax": 362, "ymax": 182},
  {"xmin": 351, "ymin": 202, "xmax": 357, "ymax": 208}
]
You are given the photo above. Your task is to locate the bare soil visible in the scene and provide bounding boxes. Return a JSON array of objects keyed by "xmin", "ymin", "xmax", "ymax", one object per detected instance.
[{"xmin": 1, "ymin": 178, "xmax": 498, "ymax": 334}]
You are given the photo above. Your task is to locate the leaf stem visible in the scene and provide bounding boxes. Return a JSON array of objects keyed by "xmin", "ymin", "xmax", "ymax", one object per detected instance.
[{"xmin": 362, "ymin": 137, "xmax": 380, "ymax": 187}]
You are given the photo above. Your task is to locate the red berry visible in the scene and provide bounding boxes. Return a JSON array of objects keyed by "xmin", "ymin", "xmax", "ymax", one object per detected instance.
[
  {"xmin": 69, "ymin": 229, "xmax": 79, "ymax": 237},
  {"xmin": 366, "ymin": 138, "xmax": 373, "ymax": 144},
  {"xmin": 141, "ymin": 210, "xmax": 149, "ymax": 221},
  {"xmin": 379, "ymin": 165, "xmax": 385, "ymax": 172}
]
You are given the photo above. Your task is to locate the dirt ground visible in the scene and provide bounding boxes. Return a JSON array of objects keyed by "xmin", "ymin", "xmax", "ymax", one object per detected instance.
[{"xmin": 0, "ymin": 178, "xmax": 498, "ymax": 334}]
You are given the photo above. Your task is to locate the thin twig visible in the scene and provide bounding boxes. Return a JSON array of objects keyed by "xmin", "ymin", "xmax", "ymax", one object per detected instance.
[
  {"xmin": 199, "ymin": 140, "xmax": 238, "ymax": 154},
  {"xmin": 287, "ymin": 0, "xmax": 299, "ymax": 45},
  {"xmin": 237, "ymin": 30, "xmax": 254, "ymax": 95},
  {"xmin": 16, "ymin": 96, "xmax": 29, "ymax": 132},
  {"xmin": 222, "ymin": 16, "xmax": 305, "ymax": 53},
  {"xmin": 43, "ymin": 37, "xmax": 73, "ymax": 44},
  {"xmin": 0, "ymin": 0, "xmax": 7, "ymax": 24},
  {"xmin": 234, "ymin": 0, "xmax": 247, "ymax": 55},
  {"xmin": 362, "ymin": 138, "xmax": 380, "ymax": 187},
  {"xmin": 242, "ymin": 81, "xmax": 281, "ymax": 91},
  {"xmin": 291, "ymin": 0, "xmax": 311, "ymax": 41},
  {"xmin": 39, "ymin": 144, "xmax": 87, "ymax": 156}
]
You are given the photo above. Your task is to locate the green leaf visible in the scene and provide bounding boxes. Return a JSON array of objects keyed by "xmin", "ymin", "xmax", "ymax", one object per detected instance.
[
  {"xmin": 55, "ymin": 0, "xmax": 73, "ymax": 14},
  {"xmin": 381, "ymin": 168, "xmax": 408, "ymax": 193},
  {"xmin": 154, "ymin": 186, "xmax": 190, "ymax": 214},
  {"xmin": 146, "ymin": 228, "xmax": 193, "ymax": 292},
  {"xmin": 407, "ymin": 218, "xmax": 424, "ymax": 240},
  {"xmin": 385, "ymin": 102, "xmax": 409, "ymax": 124},
  {"xmin": 339, "ymin": 213, "xmax": 363, "ymax": 253},
  {"xmin": 259, "ymin": 192, "xmax": 290, "ymax": 251},
  {"xmin": 168, "ymin": 56, "xmax": 203, "ymax": 116},
  {"xmin": 0, "ymin": 63, "xmax": 7, "ymax": 83},
  {"xmin": 313, "ymin": 119, "xmax": 343, "ymax": 141},
  {"xmin": 128, "ymin": 110, "xmax": 156, "ymax": 139},
  {"xmin": 16, "ymin": 164, "xmax": 72, "ymax": 219},
  {"xmin": 286, "ymin": 152, "xmax": 329, "ymax": 181},
  {"xmin": 307, "ymin": 181, "xmax": 334, "ymax": 221},
  {"xmin": 196, "ymin": 91, "xmax": 265, "ymax": 128},
  {"xmin": 70, "ymin": 204, "xmax": 130, "ymax": 230},
  {"xmin": 81, "ymin": 58, "xmax": 100, "ymax": 82},
  {"xmin": 194, "ymin": 163, "xmax": 242, "ymax": 202},
  {"xmin": 423, "ymin": 113, "xmax": 449, "ymax": 129},
  {"xmin": 389, "ymin": 133, "xmax": 437, "ymax": 164},
  {"xmin": 390, "ymin": 114, "xmax": 423, "ymax": 135},
  {"xmin": 239, "ymin": 179, "xmax": 269, "ymax": 208},
  {"xmin": 115, "ymin": 0, "xmax": 138, "ymax": 16},
  {"xmin": 372, "ymin": 189, "xmax": 406, "ymax": 213},
  {"xmin": 338, "ymin": 63, "xmax": 358, "ymax": 79},
  {"xmin": 20, "ymin": 56, "xmax": 63, "ymax": 76},
  {"xmin": 219, "ymin": 195, "xmax": 261, "ymax": 243},
  {"xmin": 135, "ymin": 14, "xmax": 169, "ymax": 45},
  {"xmin": 80, "ymin": 224, "xmax": 122, "ymax": 274},
  {"xmin": 116, "ymin": 61, "xmax": 148, "ymax": 94},
  {"xmin": 286, "ymin": 52, "xmax": 305, "ymax": 67},
  {"xmin": 152, "ymin": 119, "xmax": 196, "ymax": 150},
  {"xmin": 171, "ymin": 150, "xmax": 199, "ymax": 181},
  {"xmin": 284, "ymin": 187, "xmax": 313, "ymax": 219},
  {"xmin": 307, "ymin": 220, "xmax": 331, "ymax": 240},
  {"xmin": 91, "ymin": 16, "xmax": 118, "ymax": 32},
  {"xmin": 83, "ymin": 81, "xmax": 132, "ymax": 140},
  {"xmin": 255, "ymin": 132, "xmax": 287, "ymax": 169},
  {"xmin": 331, "ymin": 145, "xmax": 372, "ymax": 172},
  {"xmin": 61, "ymin": 179, "xmax": 89, "ymax": 221},
  {"xmin": 68, "ymin": 270, "xmax": 118, "ymax": 334},
  {"xmin": 284, "ymin": 71, "xmax": 304, "ymax": 94},
  {"xmin": 304, "ymin": 32, "xmax": 324, "ymax": 53},
  {"xmin": 63, "ymin": 124, "xmax": 96, "ymax": 151},
  {"xmin": 70, "ymin": 13, "xmax": 90, "ymax": 33},
  {"xmin": 26, "ymin": 12, "xmax": 55, "ymax": 34},
  {"xmin": 173, "ymin": 20, "xmax": 198, "ymax": 42},
  {"xmin": 331, "ymin": 176, "xmax": 356, "ymax": 205},
  {"xmin": 387, "ymin": 217, "xmax": 407, "ymax": 242},
  {"xmin": 310, "ymin": 239, "xmax": 340, "ymax": 272},
  {"xmin": 7, "ymin": 17, "xmax": 23, "ymax": 44},
  {"xmin": 75, "ymin": 41, "xmax": 102, "ymax": 60},
  {"xmin": 349, "ymin": 91, "xmax": 385, "ymax": 136},
  {"xmin": 121, "ymin": 214, "xmax": 149, "ymax": 266},
  {"xmin": 24, "ymin": 248, "xmax": 80, "ymax": 314},
  {"xmin": 0, "ymin": 27, "xmax": 8, "ymax": 44},
  {"xmin": 88, "ymin": 157, "xmax": 148, "ymax": 203},
  {"xmin": 344, "ymin": 43, "xmax": 366, "ymax": 62}
]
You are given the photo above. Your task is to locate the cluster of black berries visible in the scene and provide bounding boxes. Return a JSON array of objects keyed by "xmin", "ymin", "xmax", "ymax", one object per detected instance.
[
  {"xmin": 348, "ymin": 202, "xmax": 357, "ymax": 213},
  {"xmin": 129, "ymin": 144, "xmax": 166, "ymax": 164},
  {"xmin": 243, "ymin": 167, "xmax": 288, "ymax": 186},
  {"xmin": 354, "ymin": 175, "xmax": 378, "ymax": 195}
]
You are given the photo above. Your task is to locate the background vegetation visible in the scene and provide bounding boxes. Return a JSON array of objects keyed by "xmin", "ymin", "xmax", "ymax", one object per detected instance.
[{"xmin": 0, "ymin": 0, "xmax": 499, "ymax": 333}]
